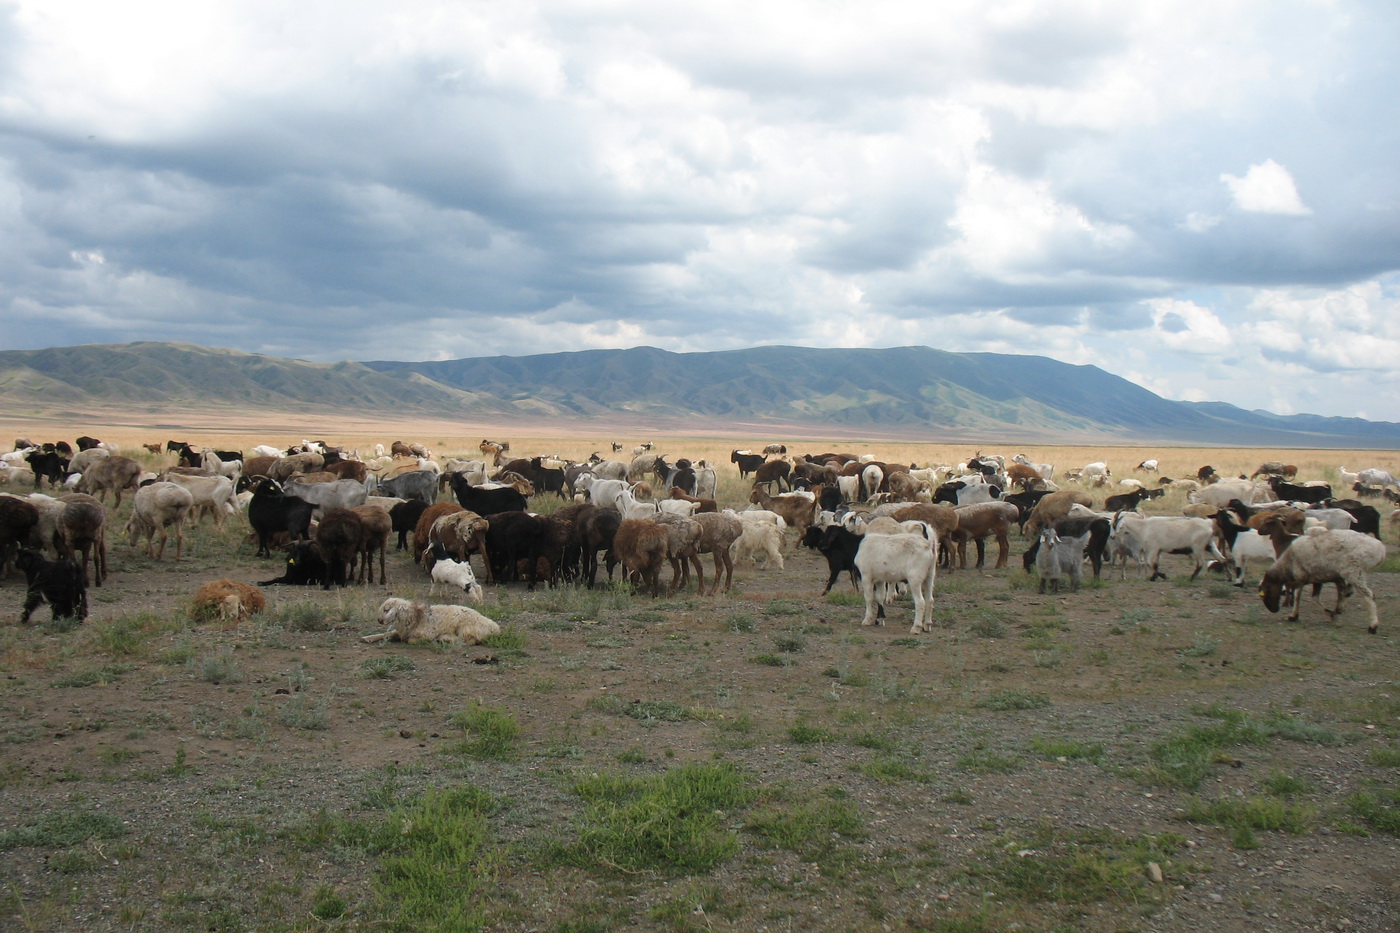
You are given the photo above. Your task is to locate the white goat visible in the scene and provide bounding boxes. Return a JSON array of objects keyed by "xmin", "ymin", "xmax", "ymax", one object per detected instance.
[
  {"xmin": 729, "ymin": 521, "xmax": 784, "ymax": 570},
  {"xmin": 1108, "ymin": 513, "xmax": 1226, "ymax": 582},
  {"xmin": 854, "ymin": 530, "xmax": 938, "ymax": 634}
]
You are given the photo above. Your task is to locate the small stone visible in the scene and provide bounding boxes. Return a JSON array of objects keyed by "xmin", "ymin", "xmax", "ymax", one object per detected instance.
[{"xmin": 1146, "ymin": 862, "xmax": 1164, "ymax": 883}]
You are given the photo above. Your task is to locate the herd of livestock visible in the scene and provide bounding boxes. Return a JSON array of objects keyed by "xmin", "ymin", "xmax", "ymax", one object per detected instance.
[{"xmin": 1, "ymin": 436, "xmax": 1396, "ymax": 640}]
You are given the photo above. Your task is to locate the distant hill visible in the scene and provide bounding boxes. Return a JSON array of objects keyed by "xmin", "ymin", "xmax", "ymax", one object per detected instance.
[{"xmin": 1, "ymin": 341, "xmax": 1397, "ymax": 447}]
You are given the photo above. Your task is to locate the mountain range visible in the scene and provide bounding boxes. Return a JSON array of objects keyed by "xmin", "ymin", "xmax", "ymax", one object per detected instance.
[{"xmin": 1, "ymin": 341, "xmax": 1396, "ymax": 447}]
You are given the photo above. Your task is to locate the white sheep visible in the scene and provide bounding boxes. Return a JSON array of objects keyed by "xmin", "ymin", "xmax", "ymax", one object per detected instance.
[
  {"xmin": 854, "ymin": 530, "xmax": 938, "ymax": 634},
  {"xmin": 1259, "ymin": 529, "xmax": 1388, "ymax": 633},
  {"xmin": 429, "ymin": 557, "xmax": 484, "ymax": 602},
  {"xmin": 363, "ymin": 597, "xmax": 500, "ymax": 645},
  {"xmin": 729, "ymin": 520, "xmax": 784, "ymax": 570},
  {"xmin": 125, "ymin": 481, "xmax": 195, "ymax": 560}
]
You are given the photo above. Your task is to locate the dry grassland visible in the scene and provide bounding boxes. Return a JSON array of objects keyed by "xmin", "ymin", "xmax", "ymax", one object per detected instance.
[{"xmin": 1, "ymin": 415, "xmax": 1399, "ymax": 933}]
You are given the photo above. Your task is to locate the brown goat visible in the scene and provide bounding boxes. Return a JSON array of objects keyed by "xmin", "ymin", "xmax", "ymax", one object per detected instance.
[{"xmin": 612, "ymin": 518, "xmax": 670, "ymax": 596}]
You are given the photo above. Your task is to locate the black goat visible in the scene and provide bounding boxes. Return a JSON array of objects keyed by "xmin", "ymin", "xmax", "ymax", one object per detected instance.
[
  {"xmin": 730, "ymin": 450, "xmax": 765, "ymax": 478},
  {"xmin": 258, "ymin": 541, "xmax": 327, "ymax": 586},
  {"xmin": 801, "ymin": 524, "xmax": 863, "ymax": 595},
  {"xmin": 450, "ymin": 474, "xmax": 528, "ymax": 516},
  {"xmin": 25, "ymin": 450, "xmax": 69, "ymax": 488},
  {"xmin": 1104, "ymin": 488, "xmax": 1151, "ymax": 512},
  {"xmin": 247, "ymin": 478, "xmax": 314, "ymax": 558},
  {"xmin": 1269, "ymin": 477, "xmax": 1332, "ymax": 504},
  {"xmin": 16, "ymin": 548, "xmax": 88, "ymax": 623},
  {"xmin": 390, "ymin": 499, "xmax": 431, "ymax": 550}
]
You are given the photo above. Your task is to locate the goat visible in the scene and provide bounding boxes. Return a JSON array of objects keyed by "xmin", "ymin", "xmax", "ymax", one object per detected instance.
[
  {"xmin": 57, "ymin": 493, "xmax": 107, "ymax": 587},
  {"xmin": 612, "ymin": 518, "xmax": 670, "ymax": 596},
  {"xmin": 16, "ymin": 548, "xmax": 88, "ymax": 623},
  {"xmin": 854, "ymin": 530, "xmax": 939, "ymax": 634},
  {"xmin": 730, "ymin": 519, "xmax": 784, "ymax": 571},
  {"xmin": 1035, "ymin": 527, "xmax": 1091, "ymax": 594},
  {"xmin": 748, "ymin": 486, "xmax": 817, "ymax": 541}
]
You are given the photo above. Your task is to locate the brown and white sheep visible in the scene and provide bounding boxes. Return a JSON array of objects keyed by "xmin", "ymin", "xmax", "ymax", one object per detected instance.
[
  {"xmin": 192, "ymin": 578, "xmax": 266, "ymax": 625},
  {"xmin": 1259, "ymin": 528, "xmax": 1388, "ymax": 633}
]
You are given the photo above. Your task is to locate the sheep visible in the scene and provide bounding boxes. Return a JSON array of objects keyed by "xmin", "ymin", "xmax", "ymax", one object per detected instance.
[
  {"xmin": 426, "ymin": 509, "xmax": 492, "ymax": 582},
  {"xmin": 950, "ymin": 501, "xmax": 1019, "ymax": 569},
  {"xmin": 612, "ymin": 518, "xmax": 671, "ymax": 596},
  {"xmin": 1024, "ymin": 490, "xmax": 1094, "ymax": 535},
  {"xmin": 854, "ymin": 530, "xmax": 939, "ymax": 634},
  {"xmin": 730, "ymin": 520, "xmax": 785, "ymax": 571},
  {"xmin": 579, "ymin": 507, "xmax": 622, "ymax": 589},
  {"xmin": 0, "ymin": 496, "xmax": 41, "ymax": 577},
  {"xmin": 363, "ymin": 597, "xmax": 501, "ymax": 645},
  {"xmin": 1259, "ymin": 529, "xmax": 1388, "ymax": 633},
  {"xmin": 191, "ymin": 579, "xmax": 266, "ymax": 625},
  {"xmin": 1108, "ymin": 513, "xmax": 1227, "ymax": 582},
  {"xmin": 56, "ymin": 493, "xmax": 107, "ymax": 587},
  {"xmin": 314, "ymin": 508, "xmax": 364, "ymax": 589},
  {"xmin": 1136, "ymin": 459, "xmax": 1159, "ymax": 472},
  {"xmin": 126, "ymin": 482, "xmax": 195, "ymax": 560},
  {"xmin": 351, "ymin": 504, "xmax": 392, "ymax": 585},
  {"xmin": 76, "ymin": 455, "xmax": 143, "ymax": 506},
  {"xmin": 652, "ymin": 513, "xmax": 705, "ymax": 594},
  {"xmin": 67, "ymin": 446, "xmax": 110, "ymax": 478},
  {"xmin": 160, "ymin": 472, "xmax": 238, "ymax": 526},
  {"xmin": 428, "ymin": 551, "xmax": 485, "ymax": 602},
  {"xmin": 201, "ymin": 449, "xmax": 244, "ymax": 483},
  {"xmin": 15, "ymin": 548, "xmax": 88, "ymax": 623},
  {"xmin": 1035, "ymin": 527, "xmax": 1091, "ymax": 594}
]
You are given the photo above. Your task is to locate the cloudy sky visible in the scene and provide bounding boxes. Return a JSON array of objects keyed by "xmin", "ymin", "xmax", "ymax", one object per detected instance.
[{"xmin": 2, "ymin": 1, "xmax": 1397, "ymax": 420}]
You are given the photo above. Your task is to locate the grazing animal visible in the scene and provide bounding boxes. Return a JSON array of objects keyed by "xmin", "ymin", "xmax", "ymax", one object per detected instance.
[
  {"xmin": 16, "ymin": 548, "xmax": 88, "ymax": 623},
  {"xmin": 1259, "ymin": 529, "xmax": 1388, "ymax": 633},
  {"xmin": 126, "ymin": 482, "xmax": 195, "ymax": 561},
  {"xmin": 56, "ymin": 493, "xmax": 107, "ymax": 587},
  {"xmin": 854, "ymin": 530, "xmax": 939, "ymax": 634},
  {"xmin": 1035, "ymin": 527, "xmax": 1091, "ymax": 594},
  {"xmin": 363, "ymin": 597, "xmax": 500, "ymax": 645}
]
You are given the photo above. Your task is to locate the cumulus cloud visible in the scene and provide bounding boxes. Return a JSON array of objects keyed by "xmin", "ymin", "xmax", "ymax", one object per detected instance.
[
  {"xmin": 0, "ymin": 0, "xmax": 1396, "ymax": 418},
  {"xmin": 1221, "ymin": 159, "xmax": 1312, "ymax": 216}
]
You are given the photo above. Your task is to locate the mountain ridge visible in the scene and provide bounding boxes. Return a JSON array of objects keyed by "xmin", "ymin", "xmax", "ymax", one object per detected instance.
[{"xmin": 0, "ymin": 341, "xmax": 1396, "ymax": 447}]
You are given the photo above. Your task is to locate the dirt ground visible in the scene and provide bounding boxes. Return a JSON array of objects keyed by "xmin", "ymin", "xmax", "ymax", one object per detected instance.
[{"xmin": 2, "ymin": 425, "xmax": 1399, "ymax": 932}]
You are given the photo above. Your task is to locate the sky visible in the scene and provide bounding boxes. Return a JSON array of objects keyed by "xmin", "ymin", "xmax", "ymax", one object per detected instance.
[{"xmin": 1, "ymin": 1, "xmax": 1398, "ymax": 421}]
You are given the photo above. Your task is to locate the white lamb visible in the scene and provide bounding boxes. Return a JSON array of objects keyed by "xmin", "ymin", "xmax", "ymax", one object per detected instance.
[
  {"xmin": 363, "ymin": 597, "xmax": 500, "ymax": 645},
  {"xmin": 429, "ymin": 557, "xmax": 485, "ymax": 602},
  {"xmin": 1259, "ymin": 529, "xmax": 1388, "ymax": 633},
  {"xmin": 729, "ymin": 520, "xmax": 784, "ymax": 570}
]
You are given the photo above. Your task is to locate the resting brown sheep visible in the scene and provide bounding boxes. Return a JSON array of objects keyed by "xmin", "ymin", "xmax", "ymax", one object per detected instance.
[{"xmin": 192, "ymin": 579, "xmax": 266, "ymax": 625}]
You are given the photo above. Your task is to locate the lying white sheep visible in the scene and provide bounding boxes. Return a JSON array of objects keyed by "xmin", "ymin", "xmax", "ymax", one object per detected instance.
[
  {"xmin": 429, "ymin": 557, "xmax": 484, "ymax": 602},
  {"xmin": 362, "ymin": 597, "xmax": 500, "ymax": 645}
]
